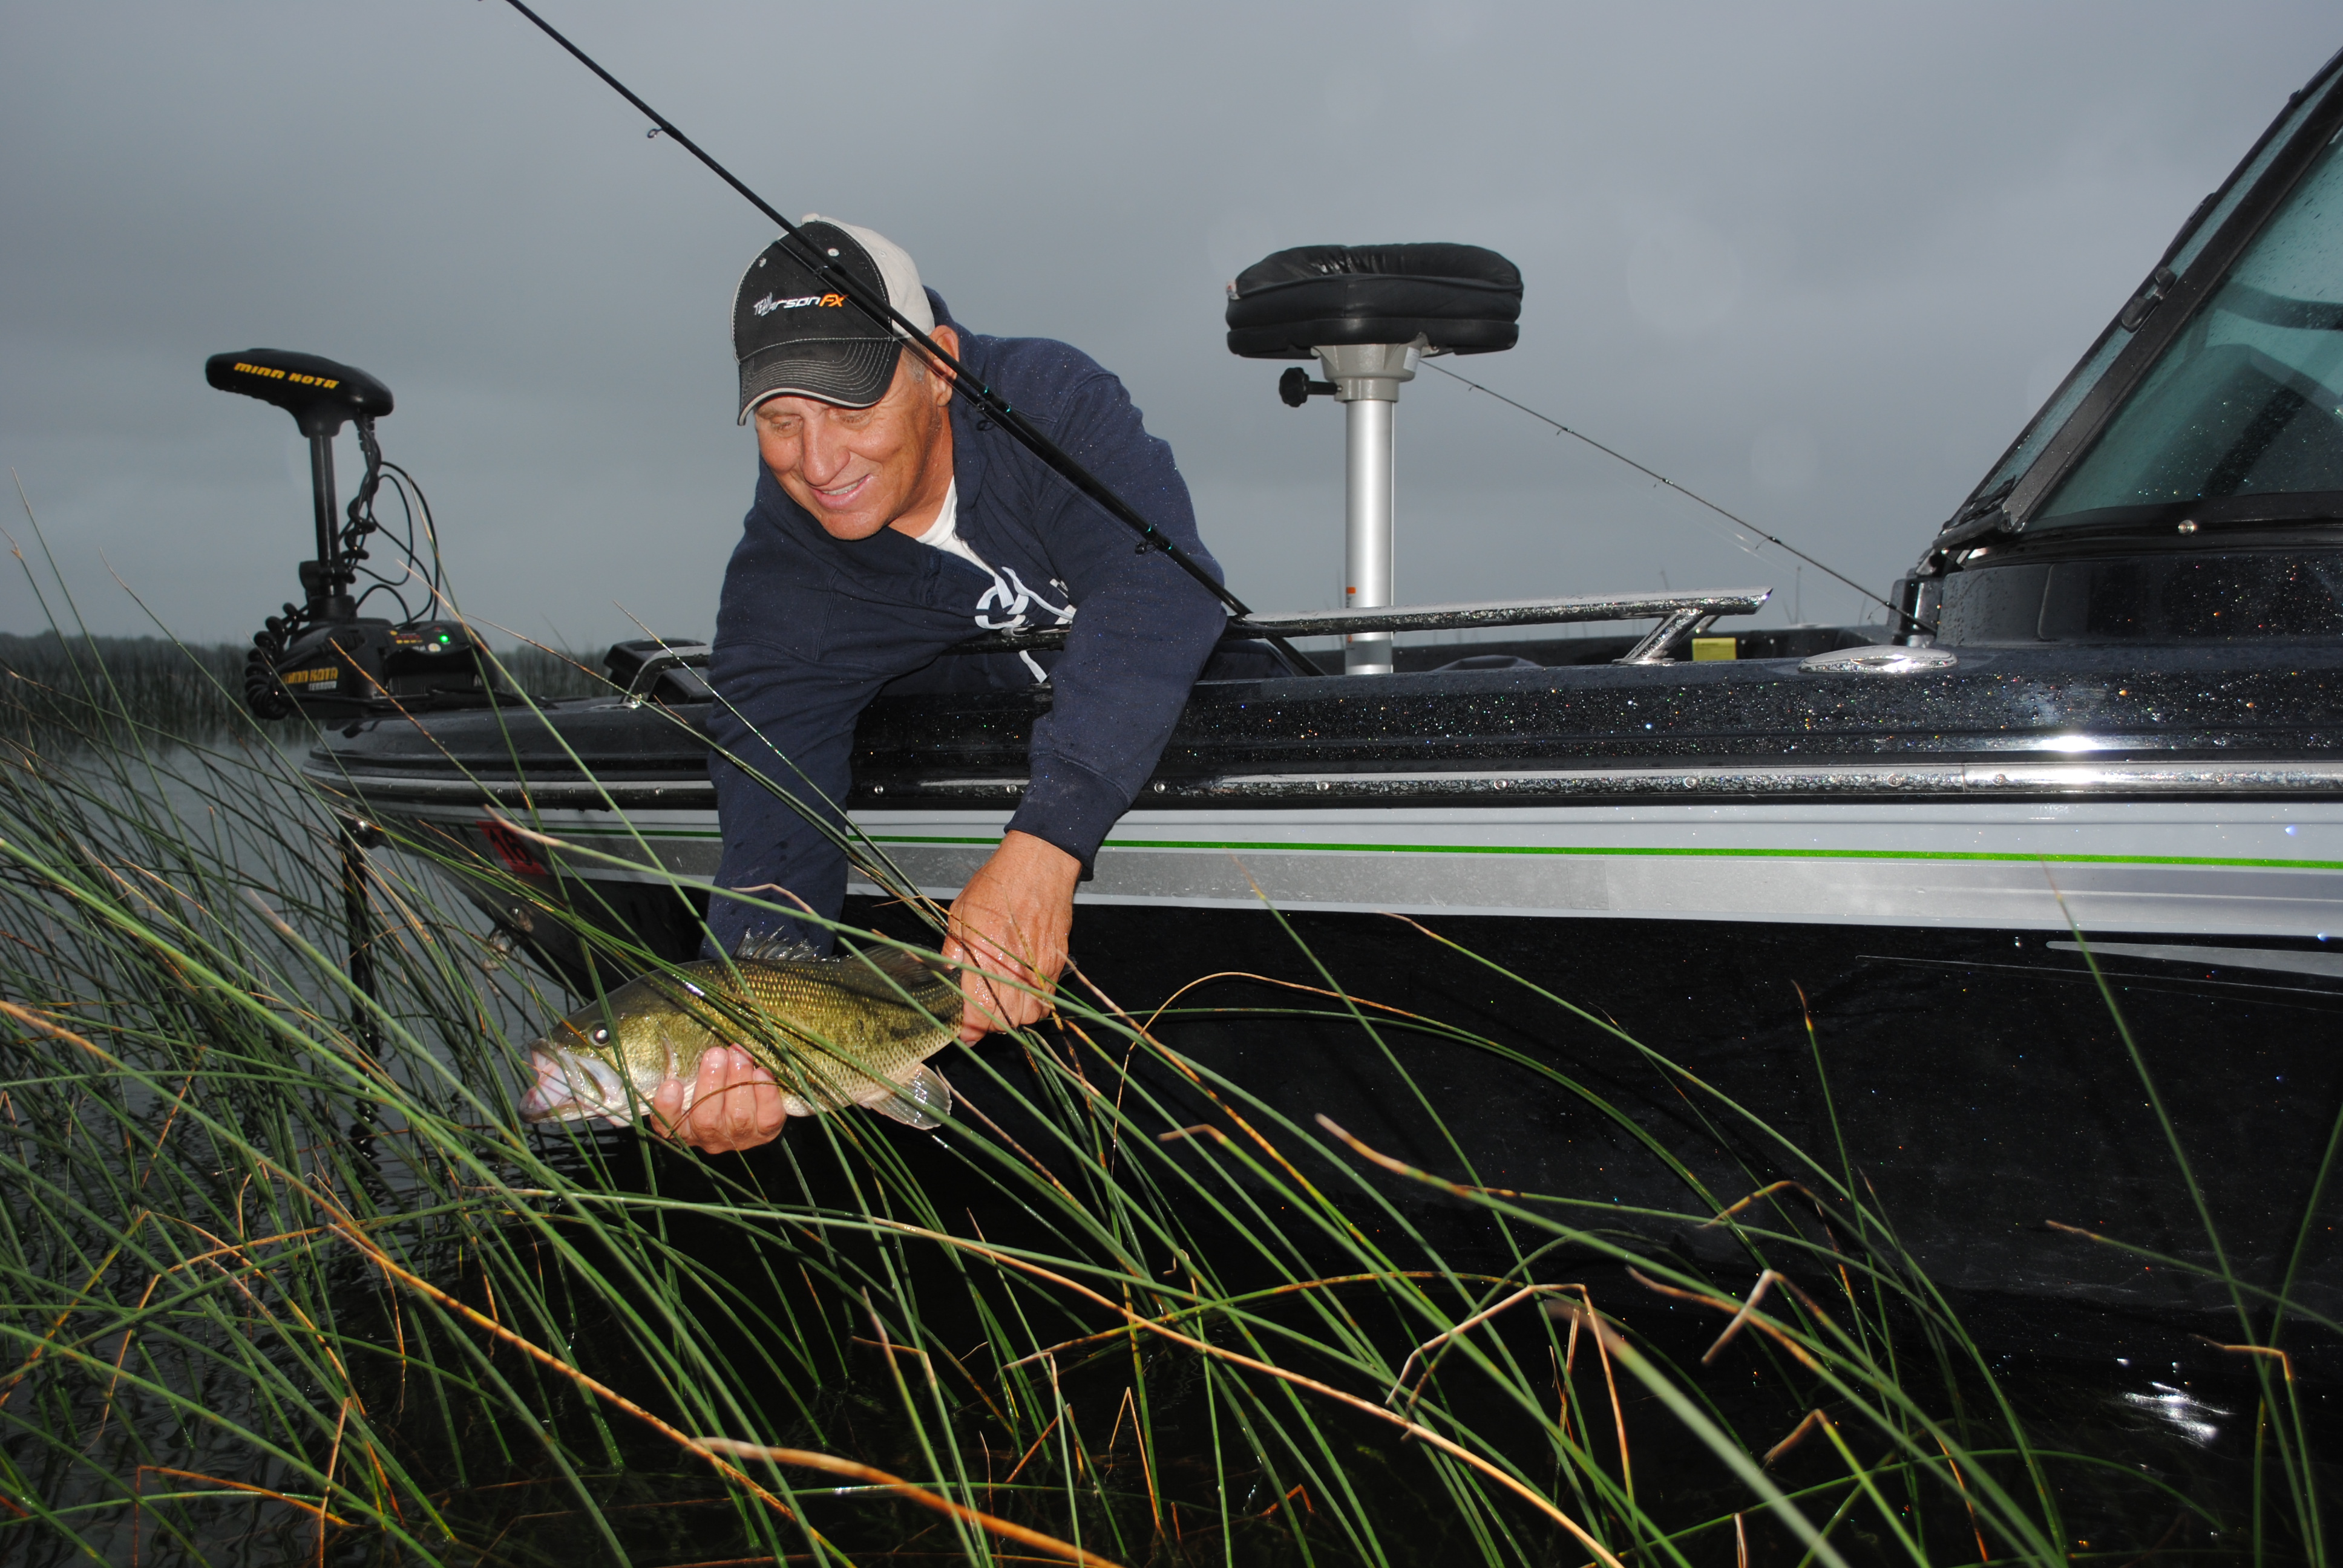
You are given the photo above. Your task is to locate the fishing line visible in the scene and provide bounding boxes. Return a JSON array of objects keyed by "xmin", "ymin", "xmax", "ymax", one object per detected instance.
[
  {"xmin": 1421, "ymin": 361, "xmax": 1932, "ymax": 635},
  {"xmin": 493, "ymin": 0, "xmax": 1323, "ymax": 677}
]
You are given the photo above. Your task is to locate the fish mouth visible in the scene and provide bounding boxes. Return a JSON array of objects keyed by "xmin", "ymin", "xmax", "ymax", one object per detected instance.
[{"xmin": 516, "ymin": 1048, "xmax": 632, "ymax": 1125}]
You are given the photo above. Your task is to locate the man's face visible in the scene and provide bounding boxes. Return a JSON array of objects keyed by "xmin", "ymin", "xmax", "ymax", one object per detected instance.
[{"xmin": 751, "ymin": 325, "xmax": 959, "ymax": 541}]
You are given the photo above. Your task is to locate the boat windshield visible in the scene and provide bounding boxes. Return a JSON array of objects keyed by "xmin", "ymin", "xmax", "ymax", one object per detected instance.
[
  {"xmin": 1965, "ymin": 70, "xmax": 2343, "ymax": 512},
  {"xmin": 2031, "ymin": 128, "xmax": 2343, "ymax": 528}
]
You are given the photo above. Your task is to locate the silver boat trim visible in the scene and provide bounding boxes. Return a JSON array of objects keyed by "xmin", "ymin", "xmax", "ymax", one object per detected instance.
[
  {"xmin": 306, "ymin": 773, "xmax": 712, "ymax": 808},
  {"xmin": 353, "ymin": 795, "xmax": 2343, "ymax": 936},
  {"xmin": 1188, "ymin": 759, "xmax": 2343, "ymax": 798},
  {"xmin": 2045, "ymin": 940, "xmax": 2343, "ymax": 980},
  {"xmin": 929, "ymin": 759, "xmax": 2343, "ymax": 802},
  {"xmin": 312, "ymin": 756, "xmax": 2343, "ymax": 811}
]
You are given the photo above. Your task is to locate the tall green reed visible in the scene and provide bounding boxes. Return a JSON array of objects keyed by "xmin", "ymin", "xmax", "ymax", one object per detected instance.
[{"xmin": 0, "ymin": 591, "xmax": 2327, "ymax": 1565}]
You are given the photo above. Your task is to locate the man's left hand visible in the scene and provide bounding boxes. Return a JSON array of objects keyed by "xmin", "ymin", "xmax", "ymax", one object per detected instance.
[
  {"xmin": 648, "ymin": 1045, "xmax": 788, "ymax": 1152},
  {"xmin": 945, "ymin": 830, "xmax": 1079, "ymax": 1042}
]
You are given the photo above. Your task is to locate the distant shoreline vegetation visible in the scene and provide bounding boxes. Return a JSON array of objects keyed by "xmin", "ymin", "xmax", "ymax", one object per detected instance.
[{"xmin": 0, "ymin": 632, "xmax": 610, "ymax": 739}]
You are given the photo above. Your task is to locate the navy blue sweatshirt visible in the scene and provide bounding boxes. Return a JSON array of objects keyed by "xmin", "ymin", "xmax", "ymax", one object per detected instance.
[{"xmin": 704, "ymin": 292, "xmax": 1228, "ymax": 955}]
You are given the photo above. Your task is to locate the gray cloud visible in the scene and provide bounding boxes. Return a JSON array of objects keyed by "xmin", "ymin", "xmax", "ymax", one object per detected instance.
[{"xmin": 2, "ymin": 1, "xmax": 2333, "ymax": 648}]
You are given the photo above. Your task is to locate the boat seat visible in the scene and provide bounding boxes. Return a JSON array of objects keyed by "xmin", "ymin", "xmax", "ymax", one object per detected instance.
[{"xmin": 1225, "ymin": 243, "xmax": 1521, "ymax": 359}]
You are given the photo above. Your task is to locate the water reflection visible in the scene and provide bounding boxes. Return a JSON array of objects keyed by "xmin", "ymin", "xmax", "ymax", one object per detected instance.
[{"xmin": 2120, "ymin": 1379, "xmax": 2232, "ymax": 1447}]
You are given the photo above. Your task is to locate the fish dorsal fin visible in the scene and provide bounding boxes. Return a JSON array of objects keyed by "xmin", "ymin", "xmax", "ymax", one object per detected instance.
[
  {"xmin": 868, "ymin": 1063, "xmax": 952, "ymax": 1131},
  {"xmin": 866, "ymin": 944, "xmax": 949, "ymax": 981},
  {"xmin": 736, "ymin": 930, "xmax": 824, "ymax": 964},
  {"xmin": 842, "ymin": 944, "xmax": 962, "ymax": 1015}
]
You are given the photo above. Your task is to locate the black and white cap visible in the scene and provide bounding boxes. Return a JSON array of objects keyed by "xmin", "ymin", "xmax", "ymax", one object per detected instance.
[{"xmin": 733, "ymin": 217, "xmax": 934, "ymax": 421}]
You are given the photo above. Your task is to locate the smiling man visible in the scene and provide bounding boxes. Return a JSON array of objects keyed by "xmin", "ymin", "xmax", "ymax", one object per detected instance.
[{"xmin": 656, "ymin": 217, "xmax": 1250, "ymax": 1152}]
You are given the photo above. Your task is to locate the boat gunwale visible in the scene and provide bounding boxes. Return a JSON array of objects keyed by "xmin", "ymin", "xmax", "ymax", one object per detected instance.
[{"xmin": 306, "ymin": 755, "xmax": 2343, "ymax": 811}]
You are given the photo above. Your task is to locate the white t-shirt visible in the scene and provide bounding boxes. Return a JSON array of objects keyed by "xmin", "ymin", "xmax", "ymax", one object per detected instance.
[
  {"xmin": 911, "ymin": 480, "xmax": 991, "ymax": 576},
  {"xmin": 911, "ymin": 480, "xmax": 1072, "ymax": 682}
]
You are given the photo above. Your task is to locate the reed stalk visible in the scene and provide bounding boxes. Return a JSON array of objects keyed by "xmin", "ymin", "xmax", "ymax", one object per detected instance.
[{"xmin": 0, "ymin": 550, "xmax": 2327, "ymax": 1565}]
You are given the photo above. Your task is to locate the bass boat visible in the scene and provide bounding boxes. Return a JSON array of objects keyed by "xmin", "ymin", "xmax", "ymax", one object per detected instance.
[{"xmin": 223, "ymin": 47, "xmax": 2343, "ymax": 1319}]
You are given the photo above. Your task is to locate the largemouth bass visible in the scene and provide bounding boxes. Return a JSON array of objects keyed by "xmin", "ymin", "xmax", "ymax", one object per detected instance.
[{"xmin": 516, "ymin": 945, "xmax": 962, "ymax": 1130}]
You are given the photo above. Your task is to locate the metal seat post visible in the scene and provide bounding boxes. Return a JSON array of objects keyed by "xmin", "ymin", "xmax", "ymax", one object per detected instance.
[{"xmin": 1316, "ymin": 341, "xmax": 1422, "ymax": 675}]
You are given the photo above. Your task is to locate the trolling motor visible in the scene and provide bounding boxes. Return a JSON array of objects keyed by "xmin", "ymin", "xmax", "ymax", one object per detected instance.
[{"xmin": 206, "ymin": 348, "xmax": 500, "ymax": 721}]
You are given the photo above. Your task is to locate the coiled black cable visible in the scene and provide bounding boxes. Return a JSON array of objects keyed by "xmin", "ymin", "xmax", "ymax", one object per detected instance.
[{"xmin": 242, "ymin": 417, "xmax": 455, "ymax": 717}]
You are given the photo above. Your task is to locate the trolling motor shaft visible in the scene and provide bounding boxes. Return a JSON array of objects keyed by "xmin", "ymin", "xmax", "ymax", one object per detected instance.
[
  {"xmin": 301, "ymin": 429, "xmax": 349, "ymax": 620},
  {"xmin": 208, "ymin": 349, "xmax": 394, "ymax": 621}
]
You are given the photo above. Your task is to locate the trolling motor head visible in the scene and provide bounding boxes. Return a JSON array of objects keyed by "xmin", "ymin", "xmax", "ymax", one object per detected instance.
[
  {"xmin": 208, "ymin": 348, "xmax": 497, "ymax": 722},
  {"xmin": 1227, "ymin": 245, "xmax": 1521, "ymax": 673},
  {"xmin": 206, "ymin": 348, "xmax": 394, "ymax": 436},
  {"xmin": 208, "ymin": 348, "xmax": 395, "ymax": 624}
]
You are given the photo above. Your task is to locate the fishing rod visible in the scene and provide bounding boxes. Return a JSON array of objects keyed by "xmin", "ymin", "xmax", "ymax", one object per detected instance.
[
  {"xmin": 495, "ymin": 0, "xmax": 1325, "ymax": 678},
  {"xmin": 1421, "ymin": 361, "xmax": 1936, "ymax": 638}
]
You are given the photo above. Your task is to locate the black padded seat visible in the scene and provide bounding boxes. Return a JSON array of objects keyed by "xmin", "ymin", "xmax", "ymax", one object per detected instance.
[{"xmin": 1225, "ymin": 243, "xmax": 1521, "ymax": 359}]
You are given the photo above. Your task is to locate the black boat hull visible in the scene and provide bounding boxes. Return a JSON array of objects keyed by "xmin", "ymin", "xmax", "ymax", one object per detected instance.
[
  {"xmin": 308, "ymin": 639, "xmax": 2343, "ymax": 1318},
  {"xmin": 850, "ymin": 898, "xmax": 2343, "ymax": 1321}
]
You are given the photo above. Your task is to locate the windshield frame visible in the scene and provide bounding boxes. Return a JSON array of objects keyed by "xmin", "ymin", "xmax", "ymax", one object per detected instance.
[{"xmin": 1949, "ymin": 48, "xmax": 2343, "ymax": 538}]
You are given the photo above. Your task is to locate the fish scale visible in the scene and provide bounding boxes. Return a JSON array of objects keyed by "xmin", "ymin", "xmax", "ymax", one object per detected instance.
[{"xmin": 517, "ymin": 946, "xmax": 963, "ymax": 1129}]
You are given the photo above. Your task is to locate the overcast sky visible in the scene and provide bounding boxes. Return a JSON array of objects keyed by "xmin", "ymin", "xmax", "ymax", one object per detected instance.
[{"xmin": 2, "ymin": 2, "xmax": 2335, "ymax": 651}]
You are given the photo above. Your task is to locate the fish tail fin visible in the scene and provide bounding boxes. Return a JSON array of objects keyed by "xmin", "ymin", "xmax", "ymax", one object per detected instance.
[{"xmin": 867, "ymin": 1063, "xmax": 952, "ymax": 1131}]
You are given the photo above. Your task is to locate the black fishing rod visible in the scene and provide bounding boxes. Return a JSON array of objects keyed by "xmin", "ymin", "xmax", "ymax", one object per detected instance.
[
  {"xmin": 496, "ymin": 0, "xmax": 1323, "ymax": 677},
  {"xmin": 1421, "ymin": 362, "xmax": 1936, "ymax": 638}
]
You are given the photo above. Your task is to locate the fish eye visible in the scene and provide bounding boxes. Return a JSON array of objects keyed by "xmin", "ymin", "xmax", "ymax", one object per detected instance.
[{"xmin": 592, "ymin": 1027, "xmax": 609, "ymax": 1044}]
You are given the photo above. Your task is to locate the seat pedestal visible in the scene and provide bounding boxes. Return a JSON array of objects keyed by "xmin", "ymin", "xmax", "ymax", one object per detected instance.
[
  {"xmin": 1225, "ymin": 242, "xmax": 1520, "ymax": 675},
  {"xmin": 1317, "ymin": 342, "xmax": 1422, "ymax": 674}
]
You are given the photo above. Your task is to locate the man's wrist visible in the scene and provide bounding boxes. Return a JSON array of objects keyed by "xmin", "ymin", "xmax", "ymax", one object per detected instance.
[
  {"xmin": 1007, "ymin": 757, "xmax": 1127, "ymax": 877},
  {"xmin": 995, "ymin": 829, "xmax": 1081, "ymax": 886}
]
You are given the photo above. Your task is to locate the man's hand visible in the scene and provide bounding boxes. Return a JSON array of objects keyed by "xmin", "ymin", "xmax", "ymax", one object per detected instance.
[
  {"xmin": 945, "ymin": 830, "xmax": 1080, "ymax": 1043},
  {"xmin": 649, "ymin": 1045, "xmax": 788, "ymax": 1152}
]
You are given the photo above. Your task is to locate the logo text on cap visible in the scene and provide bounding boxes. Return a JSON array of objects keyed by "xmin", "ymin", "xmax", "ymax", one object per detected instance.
[{"xmin": 752, "ymin": 293, "xmax": 847, "ymax": 316}]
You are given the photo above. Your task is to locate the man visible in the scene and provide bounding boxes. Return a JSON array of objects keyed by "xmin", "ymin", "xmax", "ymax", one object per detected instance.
[{"xmin": 654, "ymin": 217, "xmax": 1244, "ymax": 1152}]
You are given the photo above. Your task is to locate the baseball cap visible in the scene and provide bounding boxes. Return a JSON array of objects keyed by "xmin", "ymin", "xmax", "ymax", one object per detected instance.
[{"xmin": 733, "ymin": 217, "xmax": 935, "ymax": 422}]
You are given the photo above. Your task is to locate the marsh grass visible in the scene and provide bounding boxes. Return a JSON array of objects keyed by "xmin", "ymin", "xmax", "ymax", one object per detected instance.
[
  {"xmin": 0, "ymin": 607, "xmax": 2330, "ymax": 1564},
  {"xmin": 485, "ymin": 645, "xmax": 609, "ymax": 704},
  {"xmin": 0, "ymin": 632, "xmax": 262, "ymax": 742},
  {"xmin": 0, "ymin": 633, "xmax": 611, "ymax": 746}
]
